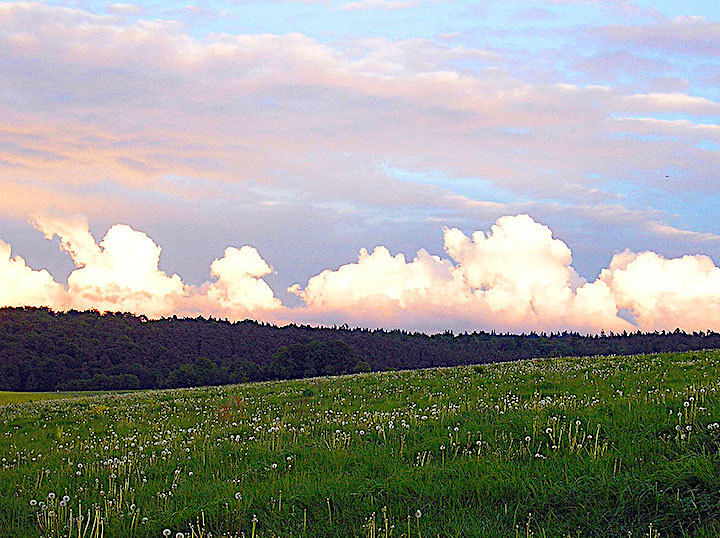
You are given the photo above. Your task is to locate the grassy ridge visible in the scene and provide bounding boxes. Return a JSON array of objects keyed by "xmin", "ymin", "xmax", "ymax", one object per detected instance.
[{"xmin": 2, "ymin": 351, "xmax": 720, "ymax": 536}]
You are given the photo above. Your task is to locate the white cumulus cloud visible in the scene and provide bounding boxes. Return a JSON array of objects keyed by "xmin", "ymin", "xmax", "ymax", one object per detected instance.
[
  {"xmin": 206, "ymin": 246, "xmax": 282, "ymax": 313},
  {"xmin": 35, "ymin": 213, "xmax": 187, "ymax": 317},
  {"xmin": 600, "ymin": 250, "xmax": 720, "ymax": 331},
  {"xmin": 3, "ymin": 212, "xmax": 720, "ymax": 334},
  {"xmin": 28, "ymin": 212, "xmax": 282, "ymax": 319},
  {"xmin": 0, "ymin": 240, "xmax": 68, "ymax": 308},
  {"xmin": 291, "ymin": 214, "xmax": 629, "ymax": 333}
]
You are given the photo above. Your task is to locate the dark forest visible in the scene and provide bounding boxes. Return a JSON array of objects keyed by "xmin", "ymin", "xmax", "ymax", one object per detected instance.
[{"xmin": 2, "ymin": 306, "xmax": 719, "ymax": 391}]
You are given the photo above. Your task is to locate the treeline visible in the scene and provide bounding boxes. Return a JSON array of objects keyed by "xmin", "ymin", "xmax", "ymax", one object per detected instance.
[{"xmin": 2, "ymin": 306, "xmax": 720, "ymax": 392}]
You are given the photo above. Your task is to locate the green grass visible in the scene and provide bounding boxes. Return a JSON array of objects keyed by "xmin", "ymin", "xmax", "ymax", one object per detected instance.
[
  {"xmin": 0, "ymin": 391, "xmax": 107, "ymax": 405},
  {"xmin": 3, "ymin": 351, "xmax": 720, "ymax": 537}
]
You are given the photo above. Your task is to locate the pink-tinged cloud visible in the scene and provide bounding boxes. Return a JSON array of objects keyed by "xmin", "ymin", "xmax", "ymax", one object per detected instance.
[
  {"xmin": 291, "ymin": 215, "xmax": 629, "ymax": 333},
  {"xmin": 35, "ymin": 213, "xmax": 189, "ymax": 317},
  {"xmin": 206, "ymin": 247, "xmax": 282, "ymax": 312},
  {"xmin": 0, "ymin": 240, "xmax": 68, "ymax": 308},
  {"xmin": 600, "ymin": 16, "xmax": 720, "ymax": 57},
  {"xmin": 289, "ymin": 246, "xmax": 467, "ymax": 309},
  {"xmin": 23, "ymin": 212, "xmax": 282, "ymax": 319},
  {"xmin": 3, "ymin": 213, "xmax": 720, "ymax": 333},
  {"xmin": 341, "ymin": 0, "xmax": 415, "ymax": 11},
  {"xmin": 105, "ymin": 3, "xmax": 144, "ymax": 16},
  {"xmin": 4, "ymin": 0, "xmax": 720, "ymax": 214},
  {"xmin": 289, "ymin": 214, "xmax": 720, "ymax": 333},
  {"xmin": 600, "ymin": 251, "xmax": 720, "ymax": 332},
  {"xmin": 623, "ymin": 93, "xmax": 720, "ymax": 115}
]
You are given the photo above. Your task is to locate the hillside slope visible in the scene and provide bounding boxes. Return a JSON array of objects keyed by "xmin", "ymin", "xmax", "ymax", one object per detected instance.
[{"xmin": 2, "ymin": 350, "xmax": 720, "ymax": 536}]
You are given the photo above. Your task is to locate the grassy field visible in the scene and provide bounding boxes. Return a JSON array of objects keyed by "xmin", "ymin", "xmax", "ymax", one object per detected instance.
[
  {"xmin": 0, "ymin": 391, "xmax": 106, "ymax": 405},
  {"xmin": 2, "ymin": 351, "xmax": 720, "ymax": 537}
]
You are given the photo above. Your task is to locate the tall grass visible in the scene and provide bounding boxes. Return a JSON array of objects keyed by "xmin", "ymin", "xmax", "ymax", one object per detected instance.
[
  {"xmin": 0, "ymin": 391, "xmax": 106, "ymax": 405},
  {"xmin": 2, "ymin": 351, "xmax": 720, "ymax": 536}
]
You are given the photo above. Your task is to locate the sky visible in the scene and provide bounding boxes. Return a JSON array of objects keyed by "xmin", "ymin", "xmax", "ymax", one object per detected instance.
[{"xmin": 1, "ymin": 0, "xmax": 720, "ymax": 333}]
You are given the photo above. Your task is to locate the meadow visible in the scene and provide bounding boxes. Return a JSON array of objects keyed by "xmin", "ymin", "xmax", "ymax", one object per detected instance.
[
  {"xmin": 0, "ymin": 391, "xmax": 106, "ymax": 405},
  {"xmin": 2, "ymin": 351, "xmax": 720, "ymax": 537}
]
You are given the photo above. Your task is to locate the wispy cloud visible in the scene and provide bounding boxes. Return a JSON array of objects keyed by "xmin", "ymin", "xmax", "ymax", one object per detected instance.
[{"xmin": 341, "ymin": 0, "xmax": 417, "ymax": 10}]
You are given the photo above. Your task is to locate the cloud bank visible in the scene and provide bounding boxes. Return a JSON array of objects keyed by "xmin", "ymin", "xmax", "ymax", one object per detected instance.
[
  {"xmin": 2, "ymin": 213, "xmax": 719, "ymax": 334},
  {"xmin": 290, "ymin": 214, "xmax": 628, "ymax": 333},
  {"xmin": 2, "ymin": 1, "xmax": 720, "ymax": 233},
  {"xmin": 2, "ymin": 0, "xmax": 720, "ymax": 304}
]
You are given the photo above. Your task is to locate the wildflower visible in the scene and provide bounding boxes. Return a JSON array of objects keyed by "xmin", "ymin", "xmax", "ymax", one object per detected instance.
[{"xmin": 415, "ymin": 510, "xmax": 422, "ymax": 518}]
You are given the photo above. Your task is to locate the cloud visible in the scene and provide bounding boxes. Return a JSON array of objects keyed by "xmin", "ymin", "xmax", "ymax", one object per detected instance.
[
  {"xmin": 4, "ymin": 212, "xmax": 720, "ymax": 333},
  {"xmin": 0, "ymin": 240, "xmax": 68, "ymax": 308},
  {"xmin": 623, "ymin": 92, "xmax": 720, "ymax": 115},
  {"xmin": 289, "ymin": 245, "xmax": 466, "ymax": 310},
  {"xmin": 1, "ymin": 0, "xmax": 720, "ymax": 333},
  {"xmin": 290, "ymin": 214, "xmax": 720, "ymax": 333},
  {"xmin": 34, "ymin": 212, "xmax": 188, "ymax": 317},
  {"xmin": 600, "ymin": 17, "xmax": 720, "ymax": 57},
  {"xmin": 291, "ymin": 215, "xmax": 629, "ymax": 333},
  {"xmin": 206, "ymin": 246, "xmax": 282, "ymax": 312},
  {"xmin": 106, "ymin": 3, "xmax": 144, "ymax": 16},
  {"xmin": 33, "ymin": 212, "xmax": 103, "ymax": 266},
  {"xmin": 341, "ymin": 0, "xmax": 415, "ymax": 10},
  {"xmin": 647, "ymin": 222, "xmax": 720, "ymax": 243},
  {"xmin": 28, "ymin": 212, "xmax": 281, "ymax": 319},
  {"xmin": 600, "ymin": 250, "xmax": 720, "ymax": 331},
  {"xmin": 2, "ymin": 0, "xmax": 712, "ymax": 207}
]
